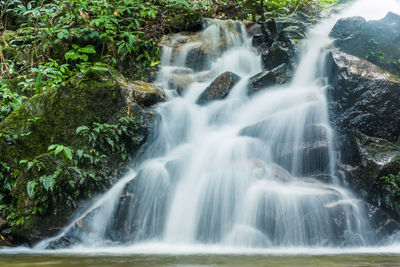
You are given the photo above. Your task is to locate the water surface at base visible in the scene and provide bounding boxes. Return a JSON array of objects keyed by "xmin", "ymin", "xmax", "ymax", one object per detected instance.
[{"xmin": 2, "ymin": 254, "xmax": 400, "ymax": 267}]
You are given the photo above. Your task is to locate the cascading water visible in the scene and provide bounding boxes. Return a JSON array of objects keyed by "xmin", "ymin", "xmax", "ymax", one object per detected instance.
[{"xmin": 37, "ymin": 0, "xmax": 400, "ymax": 251}]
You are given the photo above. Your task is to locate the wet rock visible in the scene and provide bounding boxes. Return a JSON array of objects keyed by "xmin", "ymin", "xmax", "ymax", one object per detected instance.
[
  {"xmin": 240, "ymin": 120, "xmax": 330, "ymax": 176},
  {"xmin": 168, "ymin": 74, "xmax": 194, "ymax": 95},
  {"xmin": 281, "ymin": 25, "xmax": 307, "ymax": 40},
  {"xmin": 275, "ymin": 140, "xmax": 330, "ymax": 176},
  {"xmin": 261, "ymin": 41, "xmax": 295, "ymax": 71},
  {"xmin": 196, "ymin": 72, "xmax": 241, "ymax": 105},
  {"xmin": 330, "ymin": 16, "xmax": 366, "ymax": 40},
  {"xmin": 339, "ymin": 132, "xmax": 400, "ymax": 200},
  {"xmin": 330, "ymin": 12, "xmax": 400, "ymax": 76},
  {"xmin": 303, "ymin": 124, "xmax": 329, "ymax": 143},
  {"xmin": 327, "ymin": 50, "xmax": 400, "ymax": 142},
  {"xmin": 368, "ymin": 204, "xmax": 400, "ymax": 240},
  {"xmin": 248, "ymin": 64, "xmax": 291, "ymax": 95},
  {"xmin": 160, "ymin": 33, "xmax": 211, "ymax": 72},
  {"xmin": 119, "ymin": 79, "xmax": 165, "ymax": 107},
  {"xmin": 252, "ymin": 33, "xmax": 272, "ymax": 53},
  {"xmin": 269, "ymin": 163, "xmax": 293, "ymax": 182},
  {"xmin": 273, "ymin": 16, "xmax": 309, "ymax": 33}
]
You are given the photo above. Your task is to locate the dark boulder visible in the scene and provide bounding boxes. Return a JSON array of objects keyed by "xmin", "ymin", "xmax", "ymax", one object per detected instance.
[
  {"xmin": 274, "ymin": 140, "xmax": 330, "ymax": 177},
  {"xmin": 261, "ymin": 40, "xmax": 297, "ymax": 71},
  {"xmin": 330, "ymin": 12, "xmax": 400, "ymax": 76},
  {"xmin": 252, "ymin": 33, "xmax": 272, "ymax": 53},
  {"xmin": 337, "ymin": 131, "xmax": 400, "ymax": 218},
  {"xmin": 196, "ymin": 72, "xmax": 241, "ymax": 105},
  {"xmin": 249, "ymin": 14, "xmax": 308, "ymax": 76},
  {"xmin": 240, "ymin": 121, "xmax": 331, "ymax": 177},
  {"xmin": 248, "ymin": 64, "xmax": 291, "ymax": 95},
  {"xmin": 368, "ymin": 204, "xmax": 400, "ymax": 241},
  {"xmin": 330, "ymin": 16, "xmax": 366, "ymax": 40},
  {"xmin": 326, "ymin": 50, "xmax": 400, "ymax": 142}
]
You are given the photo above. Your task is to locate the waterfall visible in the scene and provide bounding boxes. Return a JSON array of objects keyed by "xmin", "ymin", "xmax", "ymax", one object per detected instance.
[{"xmin": 37, "ymin": 0, "xmax": 400, "ymax": 250}]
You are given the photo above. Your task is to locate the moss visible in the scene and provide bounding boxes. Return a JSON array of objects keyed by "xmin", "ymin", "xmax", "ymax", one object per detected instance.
[
  {"xmin": 169, "ymin": 10, "xmax": 203, "ymax": 32},
  {"xmin": 0, "ymin": 69, "xmax": 125, "ymax": 168}
]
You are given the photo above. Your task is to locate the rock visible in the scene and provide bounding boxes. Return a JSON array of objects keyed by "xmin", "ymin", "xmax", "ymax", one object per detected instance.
[
  {"xmin": 261, "ymin": 41, "xmax": 295, "ymax": 71},
  {"xmin": 247, "ymin": 64, "xmax": 291, "ymax": 95},
  {"xmin": 273, "ymin": 16, "xmax": 308, "ymax": 33},
  {"xmin": 240, "ymin": 121, "xmax": 331, "ymax": 176},
  {"xmin": 196, "ymin": 72, "xmax": 241, "ymax": 105},
  {"xmin": 168, "ymin": 74, "xmax": 194, "ymax": 95},
  {"xmin": 330, "ymin": 12, "xmax": 400, "ymax": 76},
  {"xmin": 281, "ymin": 25, "xmax": 307, "ymax": 40},
  {"xmin": 252, "ymin": 33, "xmax": 272, "ymax": 53},
  {"xmin": 269, "ymin": 163, "xmax": 293, "ymax": 182},
  {"xmin": 275, "ymin": 140, "xmax": 330, "ymax": 176},
  {"xmin": 118, "ymin": 79, "xmax": 165, "ymax": 107},
  {"xmin": 368, "ymin": 204, "xmax": 400, "ymax": 240},
  {"xmin": 0, "ymin": 68, "xmax": 155, "ymax": 244},
  {"xmin": 0, "ymin": 69, "xmax": 123, "ymax": 168},
  {"xmin": 160, "ymin": 33, "xmax": 211, "ymax": 72},
  {"xmin": 327, "ymin": 50, "xmax": 400, "ymax": 142},
  {"xmin": 337, "ymin": 131, "xmax": 400, "ymax": 217},
  {"xmin": 330, "ymin": 16, "xmax": 366, "ymax": 40}
]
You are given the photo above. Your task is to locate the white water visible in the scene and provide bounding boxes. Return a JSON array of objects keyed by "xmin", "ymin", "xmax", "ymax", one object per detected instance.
[{"xmin": 26, "ymin": 0, "xmax": 400, "ymax": 253}]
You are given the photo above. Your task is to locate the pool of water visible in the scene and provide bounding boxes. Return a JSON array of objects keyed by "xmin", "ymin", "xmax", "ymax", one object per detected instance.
[{"xmin": 2, "ymin": 252, "xmax": 400, "ymax": 267}]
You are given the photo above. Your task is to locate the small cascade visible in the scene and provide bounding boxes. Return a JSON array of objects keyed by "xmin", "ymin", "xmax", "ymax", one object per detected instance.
[{"xmin": 38, "ymin": 0, "xmax": 400, "ymax": 250}]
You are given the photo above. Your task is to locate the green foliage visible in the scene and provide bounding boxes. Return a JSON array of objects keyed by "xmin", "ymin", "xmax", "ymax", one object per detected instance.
[
  {"xmin": 26, "ymin": 181, "xmax": 37, "ymax": 199},
  {"xmin": 48, "ymin": 144, "xmax": 74, "ymax": 162},
  {"xmin": 0, "ymin": 161, "xmax": 16, "ymax": 202},
  {"xmin": 6, "ymin": 115, "xmax": 142, "ymax": 227},
  {"xmin": 0, "ymin": 82, "xmax": 23, "ymax": 121},
  {"xmin": 64, "ymin": 44, "xmax": 96, "ymax": 62},
  {"xmin": 374, "ymin": 172, "xmax": 400, "ymax": 217}
]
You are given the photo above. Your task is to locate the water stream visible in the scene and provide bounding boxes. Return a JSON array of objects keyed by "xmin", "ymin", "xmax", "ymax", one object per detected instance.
[{"xmin": 5, "ymin": 0, "xmax": 400, "ymax": 257}]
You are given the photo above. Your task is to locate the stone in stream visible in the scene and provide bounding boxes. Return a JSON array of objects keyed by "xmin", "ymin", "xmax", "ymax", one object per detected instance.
[
  {"xmin": 196, "ymin": 71, "xmax": 241, "ymax": 105},
  {"xmin": 240, "ymin": 120, "xmax": 331, "ymax": 177},
  {"xmin": 247, "ymin": 63, "xmax": 292, "ymax": 95},
  {"xmin": 168, "ymin": 74, "xmax": 194, "ymax": 95}
]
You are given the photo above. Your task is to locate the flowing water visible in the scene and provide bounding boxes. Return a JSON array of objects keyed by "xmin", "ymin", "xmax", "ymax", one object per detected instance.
[{"xmin": 3, "ymin": 0, "xmax": 400, "ymax": 264}]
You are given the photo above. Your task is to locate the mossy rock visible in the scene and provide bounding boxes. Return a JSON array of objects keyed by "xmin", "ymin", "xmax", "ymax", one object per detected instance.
[
  {"xmin": 0, "ymin": 68, "xmax": 158, "ymax": 244},
  {"xmin": 169, "ymin": 10, "xmax": 203, "ymax": 32},
  {"xmin": 0, "ymin": 69, "xmax": 124, "ymax": 168}
]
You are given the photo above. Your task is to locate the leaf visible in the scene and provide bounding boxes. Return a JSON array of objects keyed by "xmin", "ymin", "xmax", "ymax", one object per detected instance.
[
  {"xmin": 27, "ymin": 161, "xmax": 34, "ymax": 170},
  {"xmin": 78, "ymin": 45, "xmax": 96, "ymax": 54},
  {"xmin": 48, "ymin": 144, "xmax": 57, "ymax": 151},
  {"xmin": 76, "ymin": 126, "xmax": 89, "ymax": 135},
  {"xmin": 26, "ymin": 181, "xmax": 37, "ymax": 199},
  {"xmin": 39, "ymin": 175, "xmax": 55, "ymax": 191},
  {"xmin": 35, "ymin": 73, "xmax": 42, "ymax": 87},
  {"xmin": 65, "ymin": 51, "xmax": 80, "ymax": 61},
  {"xmin": 51, "ymin": 146, "xmax": 62, "ymax": 155},
  {"xmin": 63, "ymin": 147, "xmax": 73, "ymax": 161}
]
